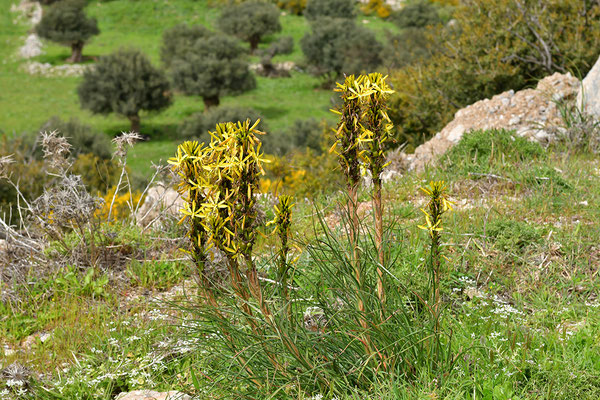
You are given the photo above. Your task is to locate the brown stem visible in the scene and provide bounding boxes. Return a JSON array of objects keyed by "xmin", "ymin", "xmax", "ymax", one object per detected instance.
[
  {"xmin": 373, "ymin": 178, "xmax": 386, "ymax": 315},
  {"xmin": 348, "ymin": 183, "xmax": 367, "ymax": 331},
  {"xmin": 245, "ymin": 256, "xmax": 270, "ymax": 319}
]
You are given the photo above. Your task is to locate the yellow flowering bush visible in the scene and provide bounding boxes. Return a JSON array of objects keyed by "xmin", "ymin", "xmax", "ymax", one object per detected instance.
[{"xmin": 96, "ymin": 186, "xmax": 142, "ymax": 221}]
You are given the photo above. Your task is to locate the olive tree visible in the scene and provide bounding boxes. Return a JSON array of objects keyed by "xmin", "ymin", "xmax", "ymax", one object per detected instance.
[
  {"xmin": 304, "ymin": 0, "xmax": 356, "ymax": 21},
  {"xmin": 35, "ymin": 0, "xmax": 99, "ymax": 63},
  {"xmin": 78, "ymin": 49, "xmax": 172, "ymax": 133},
  {"xmin": 169, "ymin": 33, "xmax": 256, "ymax": 109},
  {"xmin": 301, "ymin": 18, "xmax": 383, "ymax": 78},
  {"xmin": 217, "ymin": 1, "xmax": 282, "ymax": 52},
  {"xmin": 160, "ymin": 24, "xmax": 211, "ymax": 69}
]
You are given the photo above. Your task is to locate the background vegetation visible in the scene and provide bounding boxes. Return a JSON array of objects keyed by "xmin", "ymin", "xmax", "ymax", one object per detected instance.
[{"xmin": 2, "ymin": 1, "xmax": 600, "ymax": 399}]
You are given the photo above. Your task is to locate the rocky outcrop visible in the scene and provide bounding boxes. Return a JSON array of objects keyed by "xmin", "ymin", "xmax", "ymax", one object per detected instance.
[
  {"xmin": 403, "ymin": 72, "xmax": 580, "ymax": 171},
  {"xmin": 115, "ymin": 390, "xmax": 191, "ymax": 400},
  {"xmin": 577, "ymin": 56, "xmax": 600, "ymax": 118}
]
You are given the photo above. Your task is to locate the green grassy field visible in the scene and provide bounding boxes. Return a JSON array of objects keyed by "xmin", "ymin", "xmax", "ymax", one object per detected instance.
[{"xmin": 0, "ymin": 0, "xmax": 398, "ymax": 175}]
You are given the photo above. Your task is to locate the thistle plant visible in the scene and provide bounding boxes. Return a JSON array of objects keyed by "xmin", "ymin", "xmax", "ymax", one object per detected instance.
[
  {"xmin": 108, "ymin": 132, "xmax": 143, "ymax": 222},
  {"xmin": 358, "ymin": 73, "xmax": 394, "ymax": 310},
  {"xmin": 418, "ymin": 181, "xmax": 453, "ymax": 337}
]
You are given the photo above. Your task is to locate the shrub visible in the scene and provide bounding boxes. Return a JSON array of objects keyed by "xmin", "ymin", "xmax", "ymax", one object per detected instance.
[
  {"xmin": 39, "ymin": 116, "xmax": 112, "ymax": 159},
  {"xmin": 178, "ymin": 106, "xmax": 265, "ymax": 142},
  {"xmin": 286, "ymin": 117, "xmax": 324, "ymax": 153},
  {"xmin": 35, "ymin": 0, "xmax": 99, "ymax": 63},
  {"xmin": 276, "ymin": 0, "xmax": 306, "ymax": 15},
  {"xmin": 383, "ymin": 27, "xmax": 433, "ymax": 70},
  {"xmin": 362, "ymin": 0, "xmax": 392, "ymax": 19},
  {"xmin": 0, "ymin": 137, "xmax": 47, "ymax": 224},
  {"xmin": 95, "ymin": 185, "xmax": 142, "ymax": 221},
  {"xmin": 256, "ymin": 36, "xmax": 294, "ymax": 77},
  {"xmin": 266, "ymin": 35, "xmax": 294, "ymax": 55},
  {"xmin": 160, "ymin": 24, "xmax": 211, "ymax": 69},
  {"xmin": 261, "ymin": 148, "xmax": 341, "ymax": 196},
  {"xmin": 217, "ymin": 1, "xmax": 281, "ymax": 51},
  {"xmin": 391, "ymin": 0, "xmax": 441, "ymax": 29},
  {"xmin": 304, "ymin": 0, "xmax": 355, "ymax": 20},
  {"xmin": 169, "ymin": 34, "xmax": 256, "ymax": 109},
  {"xmin": 72, "ymin": 153, "xmax": 121, "ymax": 194},
  {"xmin": 388, "ymin": 0, "xmax": 600, "ymax": 147},
  {"xmin": 301, "ymin": 17, "xmax": 383, "ymax": 78},
  {"xmin": 78, "ymin": 48, "xmax": 172, "ymax": 133}
]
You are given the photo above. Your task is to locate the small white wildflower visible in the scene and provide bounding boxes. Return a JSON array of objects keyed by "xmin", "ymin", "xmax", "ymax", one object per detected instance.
[{"xmin": 6, "ymin": 378, "xmax": 25, "ymax": 387}]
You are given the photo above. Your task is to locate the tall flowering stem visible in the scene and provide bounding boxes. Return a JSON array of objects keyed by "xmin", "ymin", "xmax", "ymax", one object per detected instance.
[
  {"xmin": 269, "ymin": 195, "xmax": 294, "ymax": 320},
  {"xmin": 203, "ymin": 120, "xmax": 269, "ymax": 317},
  {"xmin": 169, "ymin": 141, "xmax": 217, "ymax": 306},
  {"xmin": 330, "ymin": 75, "xmax": 370, "ymax": 331},
  {"xmin": 358, "ymin": 73, "xmax": 394, "ymax": 312},
  {"xmin": 418, "ymin": 181, "xmax": 453, "ymax": 336},
  {"xmin": 170, "ymin": 120, "xmax": 276, "ymax": 383}
]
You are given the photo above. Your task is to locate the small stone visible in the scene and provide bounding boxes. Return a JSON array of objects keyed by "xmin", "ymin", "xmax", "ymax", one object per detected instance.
[
  {"xmin": 508, "ymin": 116, "xmax": 521, "ymax": 125},
  {"xmin": 115, "ymin": 390, "xmax": 191, "ymax": 400},
  {"xmin": 39, "ymin": 332, "xmax": 51, "ymax": 343},
  {"xmin": 464, "ymin": 287, "xmax": 484, "ymax": 300},
  {"xmin": 534, "ymin": 130, "xmax": 551, "ymax": 142}
]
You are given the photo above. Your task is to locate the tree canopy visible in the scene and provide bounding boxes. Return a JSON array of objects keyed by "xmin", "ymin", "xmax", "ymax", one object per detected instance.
[
  {"xmin": 78, "ymin": 49, "xmax": 172, "ymax": 133},
  {"xmin": 301, "ymin": 17, "xmax": 383, "ymax": 78},
  {"xmin": 218, "ymin": 1, "xmax": 282, "ymax": 51},
  {"xmin": 161, "ymin": 24, "xmax": 212, "ymax": 69},
  {"xmin": 304, "ymin": 0, "xmax": 356, "ymax": 21},
  {"xmin": 35, "ymin": 0, "xmax": 99, "ymax": 63},
  {"xmin": 168, "ymin": 32, "xmax": 256, "ymax": 109}
]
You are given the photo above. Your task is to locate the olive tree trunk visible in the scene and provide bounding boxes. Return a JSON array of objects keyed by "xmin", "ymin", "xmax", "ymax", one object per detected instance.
[
  {"xmin": 68, "ymin": 41, "xmax": 84, "ymax": 63},
  {"xmin": 128, "ymin": 114, "xmax": 141, "ymax": 133},
  {"xmin": 203, "ymin": 95, "xmax": 220, "ymax": 109},
  {"xmin": 249, "ymin": 36, "xmax": 260, "ymax": 53}
]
